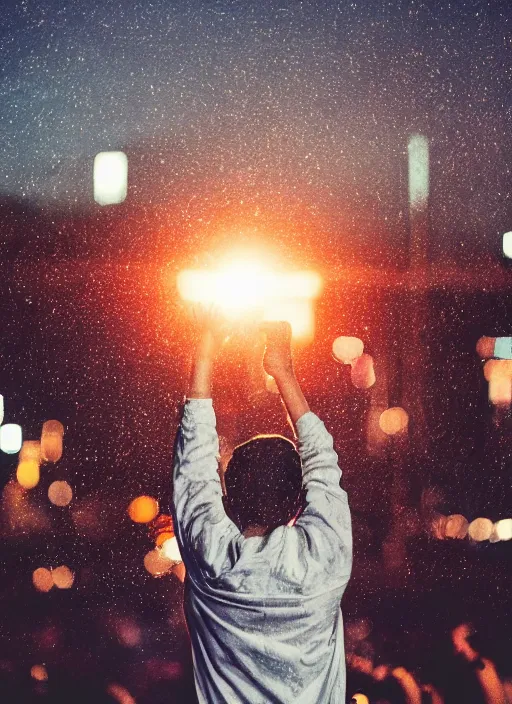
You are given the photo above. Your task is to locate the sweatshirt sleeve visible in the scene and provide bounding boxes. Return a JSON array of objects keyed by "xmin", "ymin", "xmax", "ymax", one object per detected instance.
[
  {"xmin": 293, "ymin": 411, "xmax": 352, "ymax": 578},
  {"xmin": 172, "ymin": 398, "xmax": 241, "ymax": 579}
]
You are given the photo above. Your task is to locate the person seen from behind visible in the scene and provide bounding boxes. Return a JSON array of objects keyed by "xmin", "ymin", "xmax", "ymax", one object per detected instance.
[{"xmin": 172, "ymin": 306, "xmax": 353, "ymax": 703}]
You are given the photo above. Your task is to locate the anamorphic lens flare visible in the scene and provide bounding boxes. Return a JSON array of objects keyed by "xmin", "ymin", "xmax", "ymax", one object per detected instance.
[{"xmin": 177, "ymin": 255, "xmax": 322, "ymax": 341}]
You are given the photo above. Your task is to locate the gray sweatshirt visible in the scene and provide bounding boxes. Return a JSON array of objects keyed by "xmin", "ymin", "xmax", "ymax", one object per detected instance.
[{"xmin": 172, "ymin": 398, "xmax": 352, "ymax": 704}]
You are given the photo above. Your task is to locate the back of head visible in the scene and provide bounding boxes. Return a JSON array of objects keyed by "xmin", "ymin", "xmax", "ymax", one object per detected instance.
[{"xmin": 224, "ymin": 434, "xmax": 303, "ymax": 534}]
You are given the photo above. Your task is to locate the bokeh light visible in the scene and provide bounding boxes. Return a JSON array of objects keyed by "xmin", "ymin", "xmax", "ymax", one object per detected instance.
[
  {"xmin": 115, "ymin": 619, "xmax": 141, "ymax": 648},
  {"xmin": 106, "ymin": 683, "xmax": 136, "ymax": 704},
  {"xmin": 476, "ymin": 336, "xmax": 496, "ymax": 359},
  {"xmin": 93, "ymin": 151, "xmax": 128, "ymax": 206},
  {"xmin": 52, "ymin": 565, "xmax": 74, "ymax": 589},
  {"xmin": 48, "ymin": 481, "xmax": 73, "ymax": 507},
  {"xmin": 408, "ymin": 133, "xmax": 429, "ymax": 212},
  {"xmin": 160, "ymin": 536, "xmax": 182, "ymax": 563},
  {"xmin": 32, "ymin": 568, "xmax": 53, "ymax": 593},
  {"xmin": 495, "ymin": 518, "xmax": 512, "ymax": 541},
  {"xmin": 431, "ymin": 514, "xmax": 447, "ymax": 540},
  {"xmin": 483, "ymin": 359, "xmax": 512, "ymax": 381},
  {"xmin": 493, "ymin": 337, "xmax": 512, "ymax": 359},
  {"xmin": 444, "ymin": 514, "xmax": 469, "ymax": 539},
  {"xmin": 155, "ymin": 531, "xmax": 174, "ymax": 547},
  {"xmin": 332, "ymin": 336, "xmax": 364, "ymax": 364},
  {"xmin": 378, "ymin": 407, "xmax": 409, "ymax": 435},
  {"xmin": 143, "ymin": 549, "xmax": 173, "ymax": 577},
  {"xmin": 350, "ymin": 354, "xmax": 376, "ymax": 389},
  {"xmin": 20, "ymin": 440, "xmax": 41, "ymax": 463},
  {"xmin": 503, "ymin": 231, "xmax": 512, "ymax": 259},
  {"xmin": 351, "ymin": 695, "xmax": 370, "ymax": 704},
  {"xmin": 41, "ymin": 420, "xmax": 64, "ymax": 463},
  {"xmin": 30, "ymin": 664, "xmax": 48, "ymax": 682},
  {"xmin": 128, "ymin": 496, "xmax": 159, "ymax": 523},
  {"xmin": 0, "ymin": 424, "xmax": 23, "ymax": 454},
  {"xmin": 468, "ymin": 517, "xmax": 494, "ymax": 542},
  {"xmin": 17, "ymin": 460, "xmax": 40, "ymax": 490},
  {"xmin": 483, "ymin": 360, "xmax": 512, "ymax": 406}
]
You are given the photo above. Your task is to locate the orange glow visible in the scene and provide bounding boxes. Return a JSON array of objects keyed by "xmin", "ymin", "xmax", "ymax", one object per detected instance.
[
  {"xmin": 48, "ymin": 480, "xmax": 73, "ymax": 507},
  {"xmin": 33, "ymin": 567, "xmax": 53, "ymax": 593},
  {"xmin": 30, "ymin": 665, "xmax": 48, "ymax": 682},
  {"xmin": 350, "ymin": 354, "xmax": 376, "ymax": 389},
  {"xmin": 177, "ymin": 257, "xmax": 322, "ymax": 341},
  {"xmin": 468, "ymin": 517, "xmax": 493, "ymax": 542},
  {"xmin": 143, "ymin": 548, "xmax": 173, "ymax": 577},
  {"xmin": 444, "ymin": 514, "xmax": 469, "ymax": 539},
  {"xmin": 128, "ymin": 495, "xmax": 159, "ymax": 523},
  {"xmin": 41, "ymin": 420, "xmax": 64, "ymax": 463},
  {"xmin": 52, "ymin": 565, "xmax": 74, "ymax": 589},
  {"xmin": 378, "ymin": 407, "xmax": 409, "ymax": 435},
  {"xmin": 332, "ymin": 336, "xmax": 364, "ymax": 364},
  {"xmin": 16, "ymin": 459, "xmax": 40, "ymax": 490}
]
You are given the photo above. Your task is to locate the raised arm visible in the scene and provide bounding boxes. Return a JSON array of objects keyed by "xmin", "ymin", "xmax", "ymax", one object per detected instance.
[
  {"xmin": 172, "ymin": 306, "xmax": 241, "ymax": 579},
  {"xmin": 260, "ymin": 321, "xmax": 310, "ymax": 427},
  {"xmin": 261, "ymin": 322, "xmax": 352, "ymax": 578}
]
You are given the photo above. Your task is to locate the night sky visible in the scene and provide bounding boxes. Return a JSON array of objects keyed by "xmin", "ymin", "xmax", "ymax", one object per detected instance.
[{"xmin": 1, "ymin": 0, "xmax": 511, "ymax": 255}]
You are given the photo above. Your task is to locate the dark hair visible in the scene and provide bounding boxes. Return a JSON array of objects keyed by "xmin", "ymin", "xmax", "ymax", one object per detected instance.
[{"xmin": 223, "ymin": 434, "xmax": 303, "ymax": 534}]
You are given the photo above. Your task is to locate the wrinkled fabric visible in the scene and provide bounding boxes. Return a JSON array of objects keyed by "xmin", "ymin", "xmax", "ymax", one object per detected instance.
[{"xmin": 172, "ymin": 398, "xmax": 352, "ymax": 704}]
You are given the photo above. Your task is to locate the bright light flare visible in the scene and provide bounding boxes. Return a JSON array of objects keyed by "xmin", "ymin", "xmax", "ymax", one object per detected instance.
[
  {"xmin": 262, "ymin": 298, "xmax": 315, "ymax": 341},
  {"xmin": 177, "ymin": 259, "xmax": 323, "ymax": 341},
  {"xmin": 94, "ymin": 151, "xmax": 128, "ymax": 206}
]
